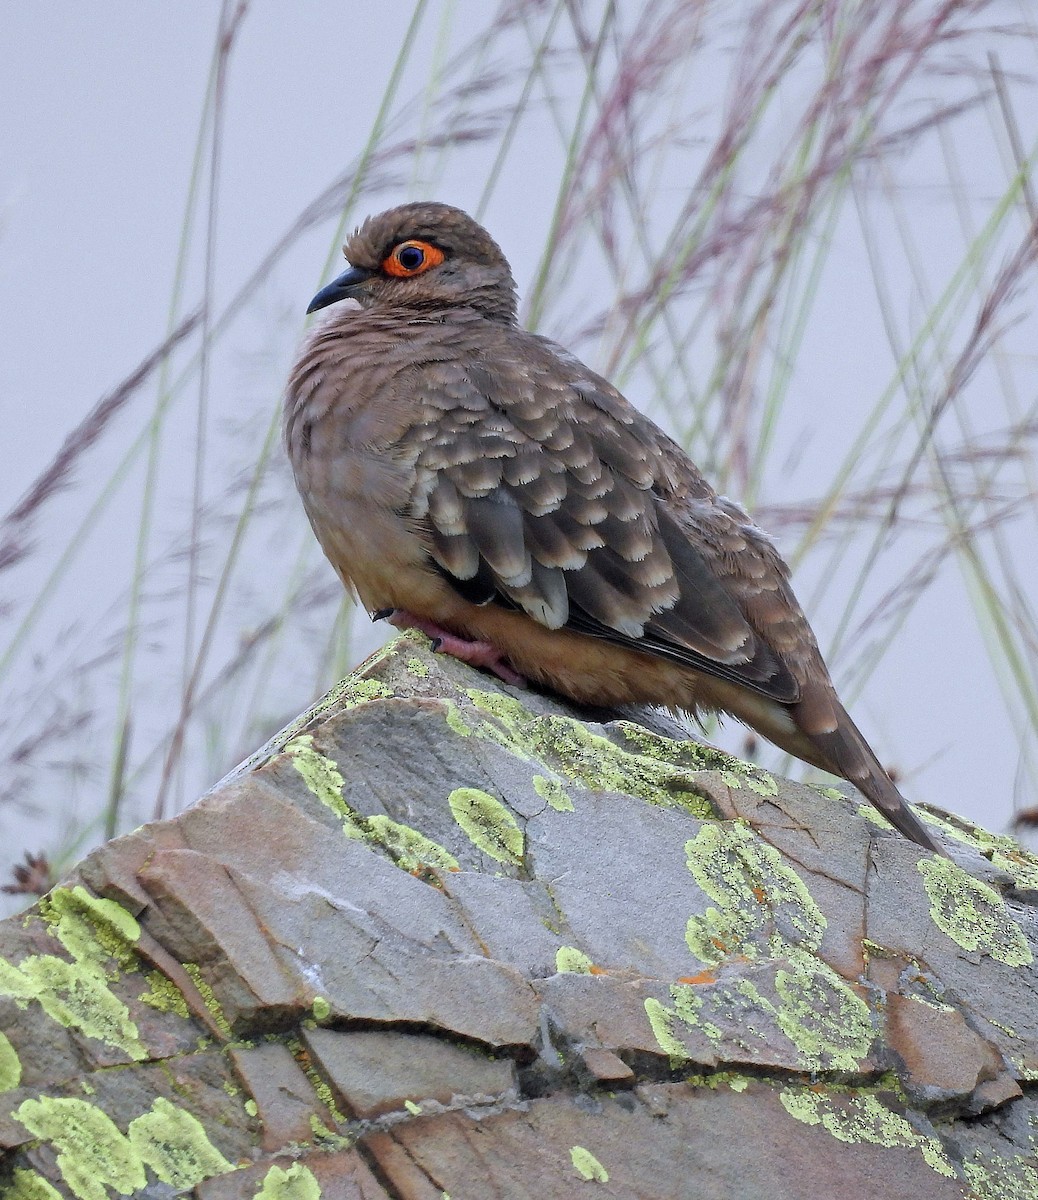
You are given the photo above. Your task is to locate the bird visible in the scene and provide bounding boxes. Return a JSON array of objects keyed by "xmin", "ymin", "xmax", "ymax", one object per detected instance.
[{"xmin": 285, "ymin": 201, "xmax": 946, "ymax": 857}]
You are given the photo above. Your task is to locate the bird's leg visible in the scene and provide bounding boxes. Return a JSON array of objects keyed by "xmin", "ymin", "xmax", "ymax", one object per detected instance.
[{"xmin": 374, "ymin": 608, "xmax": 527, "ymax": 687}]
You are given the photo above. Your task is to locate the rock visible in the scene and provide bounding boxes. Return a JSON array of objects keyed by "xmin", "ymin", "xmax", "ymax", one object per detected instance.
[{"xmin": 1, "ymin": 631, "xmax": 1036, "ymax": 1198}]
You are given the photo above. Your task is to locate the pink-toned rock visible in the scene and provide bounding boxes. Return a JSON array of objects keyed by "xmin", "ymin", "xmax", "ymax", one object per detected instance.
[{"xmin": 1, "ymin": 633, "xmax": 1034, "ymax": 1198}]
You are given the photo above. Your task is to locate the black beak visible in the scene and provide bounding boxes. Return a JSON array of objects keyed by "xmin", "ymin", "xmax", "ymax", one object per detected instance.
[{"xmin": 306, "ymin": 265, "xmax": 375, "ymax": 313}]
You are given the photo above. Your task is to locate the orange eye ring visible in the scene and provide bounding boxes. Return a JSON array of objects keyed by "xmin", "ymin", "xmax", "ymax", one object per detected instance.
[{"xmin": 382, "ymin": 239, "xmax": 445, "ymax": 278}]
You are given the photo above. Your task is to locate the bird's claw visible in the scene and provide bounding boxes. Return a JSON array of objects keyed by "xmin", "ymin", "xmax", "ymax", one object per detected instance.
[{"xmin": 383, "ymin": 609, "xmax": 527, "ymax": 688}]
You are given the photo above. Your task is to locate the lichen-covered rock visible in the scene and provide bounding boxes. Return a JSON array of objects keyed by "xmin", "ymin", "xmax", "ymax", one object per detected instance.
[{"xmin": 1, "ymin": 632, "xmax": 1036, "ymax": 1198}]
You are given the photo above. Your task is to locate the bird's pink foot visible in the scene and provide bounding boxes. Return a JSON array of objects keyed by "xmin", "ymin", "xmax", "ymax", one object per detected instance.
[{"xmin": 376, "ymin": 609, "xmax": 527, "ymax": 687}]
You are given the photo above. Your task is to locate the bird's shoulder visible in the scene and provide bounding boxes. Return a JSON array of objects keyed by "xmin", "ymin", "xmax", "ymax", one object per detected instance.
[{"xmin": 394, "ymin": 319, "xmax": 708, "ymax": 498}]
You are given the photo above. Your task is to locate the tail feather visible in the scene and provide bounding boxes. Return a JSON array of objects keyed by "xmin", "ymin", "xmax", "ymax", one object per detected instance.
[
  {"xmin": 802, "ymin": 705, "xmax": 949, "ymax": 858},
  {"xmin": 704, "ymin": 676, "xmax": 949, "ymax": 857}
]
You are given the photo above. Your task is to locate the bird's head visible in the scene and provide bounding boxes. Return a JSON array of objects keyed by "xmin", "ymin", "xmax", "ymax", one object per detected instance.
[{"xmin": 307, "ymin": 202, "xmax": 518, "ymax": 324}]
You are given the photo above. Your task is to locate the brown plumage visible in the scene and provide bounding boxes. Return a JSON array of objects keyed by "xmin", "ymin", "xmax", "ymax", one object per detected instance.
[{"xmin": 285, "ymin": 201, "xmax": 946, "ymax": 857}]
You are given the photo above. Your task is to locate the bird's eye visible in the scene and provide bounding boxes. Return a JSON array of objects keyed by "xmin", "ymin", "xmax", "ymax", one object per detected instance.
[
  {"xmin": 383, "ymin": 239, "xmax": 445, "ymax": 278},
  {"xmin": 397, "ymin": 245, "xmax": 425, "ymax": 271}
]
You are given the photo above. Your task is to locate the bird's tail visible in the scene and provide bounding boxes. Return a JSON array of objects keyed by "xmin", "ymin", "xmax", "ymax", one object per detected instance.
[{"xmin": 795, "ymin": 695, "xmax": 949, "ymax": 858}]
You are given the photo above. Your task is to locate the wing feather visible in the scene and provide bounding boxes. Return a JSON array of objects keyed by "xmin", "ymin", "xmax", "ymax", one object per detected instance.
[{"xmin": 409, "ymin": 333, "xmax": 800, "ymax": 703}]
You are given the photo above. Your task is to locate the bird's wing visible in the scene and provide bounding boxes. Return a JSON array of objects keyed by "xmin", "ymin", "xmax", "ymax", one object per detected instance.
[{"xmin": 407, "ymin": 338, "xmax": 800, "ymax": 703}]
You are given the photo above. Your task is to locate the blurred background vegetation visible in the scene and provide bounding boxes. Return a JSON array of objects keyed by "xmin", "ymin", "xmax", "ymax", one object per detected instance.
[{"xmin": 2, "ymin": 0, "xmax": 1037, "ymax": 903}]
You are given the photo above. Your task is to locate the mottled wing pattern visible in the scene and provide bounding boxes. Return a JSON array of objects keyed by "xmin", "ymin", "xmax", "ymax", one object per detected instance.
[{"xmin": 406, "ymin": 330, "xmax": 800, "ymax": 703}]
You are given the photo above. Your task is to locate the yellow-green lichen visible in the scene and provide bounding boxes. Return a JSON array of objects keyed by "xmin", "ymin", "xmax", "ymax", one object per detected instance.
[
  {"xmin": 644, "ymin": 996, "xmax": 690, "ymax": 1064},
  {"xmin": 643, "ymin": 979, "xmax": 734, "ymax": 1056},
  {"xmin": 407, "ymin": 657, "xmax": 430, "ymax": 677},
  {"xmin": 903, "ymin": 992, "xmax": 954, "ymax": 1013},
  {"xmin": 366, "ymin": 815, "xmax": 459, "ymax": 871},
  {"xmin": 616, "ymin": 722, "xmax": 781, "ymax": 796},
  {"xmin": 646, "ymin": 957, "xmax": 871, "ymax": 1072},
  {"xmin": 307, "ymin": 1113, "xmax": 351, "ymax": 1149},
  {"xmin": 772, "ymin": 948, "xmax": 873, "ymax": 1071},
  {"xmin": 0, "ymin": 945, "xmax": 44, "ymax": 1003},
  {"xmin": 138, "ymin": 970, "xmax": 191, "ymax": 1019},
  {"xmin": 448, "ymin": 787, "xmax": 524, "ymax": 865},
  {"xmin": 963, "ymin": 1149, "xmax": 1038, "ymax": 1199},
  {"xmin": 126, "ymin": 1097, "xmax": 233, "ymax": 1188},
  {"xmin": 858, "ymin": 803, "xmax": 898, "ymax": 831},
  {"xmin": 555, "ymin": 946, "xmax": 593, "ymax": 974},
  {"xmin": 245, "ymin": 1098, "xmax": 259, "ymax": 1117},
  {"xmin": 465, "ymin": 691, "xmax": 713, "ymax": 817},
  {"xmin": 925, "ymin": 812, "xmax": 1038, "ymax": 897},
  {"xmin": 14, "ymin": 1097, "xmax": 147, "ymax": 1200},
  {"xmin": 990, "ymin": 1018, "xmax": 1019, "ymax": 1038},
  {"xmin": 606, "ymin": 723, "xmax": 740, "ymax": 772},
  {"xmin": 292, "ymin": 1040, "xmax": 348, "ymax": 1126},
  {"xmin": 533, "ymin": 774, "xmax": 574, "ymax": 812},
  {"xmin": 981, "ymin": 849, "xmax": 1038, "ymax": 897},
  {"xmin": 0, "ymin": 950, "xmax": 146, "ymax": 1061},
  {"xmin": 717, "ymin": 767, "xmax": 779, "ymax": 797},
  {"xmin": 287, "ymin": 736, "xmax": 458, "ymax": 874},
  {"xmin": 1009, "ymin": 1057, "xmax": 1038, "ymax": 1083},
  {"xmin": 684, "ymin": 903, "xmax": 752, "ymax": 966},
  {"xmin": 671, "ymin": 983, "xmax": 722, "ymax": 1040},
  {"xmin": 14, "ymin": 1094, "xmax": 236, "ymax": 1199},
  {"xmin": 570, "ymin": 1146, "xmax": 609, "ymax": 1183},
  {"xmin": 336, "ymin": 676, "xmax": 394, "ymax": 707},
  {"xmin": 265, "ymin": 670, "xmax": 396, "ymax": 760},
  {"xmin": 918, "ymin": 858, "xmax": 1033, "ymax": 966},
  {"xmin": 284, "ymin": 735, "xmax": 362, "ymax": 834},
  {"xmin": 254, "ymin": 1162, "xmax": 322, "ymax": 1200},
  {"xmin": 404, "ymin": 1099, "xmax": 423, "ymax": 1115},
  {"xmin": 6, "ymin": 1170, "xmax": 63, "ymax": 1200},
  {"xmin": 38, "ymin": 886, "xmax": 140, "ymax": 969},
  {"xmin": 312, "ymin": 996, "xmax": 331, "ymax": 1021},
  {"xmin": 0, "ymin": 890, "xmax": 183, "ymax": 1062},
  {"xmin": 683, "ymin": 822, "xmax": 826, "ymax": 964},
  {"xmin": 442, "ymin": 700, "xmax": 473, "ymax": 738},
  {"xmin": 182, "ymin": 964, "xmax": 232, "ymax": 1038},
  {"xmin": 779, "ymin": 1086, "xmax": 955, "ymax": 1177},
  {"xmin": 0, "ymin": 1030, "xmax": 22, "ymax": 1092},
  {"xmin": 685, "ymin": 1070, "xmax": 752, "ymax": 1091},
  {"xmin": 728, "ymin": 959, "xmax": 870, "ymax": 1071}
]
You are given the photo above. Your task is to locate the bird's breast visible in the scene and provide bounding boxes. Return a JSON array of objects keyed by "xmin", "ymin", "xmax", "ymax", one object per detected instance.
[{"xmin": 283, "ymin": 323, "xmax": 449, "ymax": 611}]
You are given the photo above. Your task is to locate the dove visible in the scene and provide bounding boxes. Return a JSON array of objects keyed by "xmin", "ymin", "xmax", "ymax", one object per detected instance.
[{"xmin": 285, "ymin": 201, "xmax": 945, "ymax": 856}]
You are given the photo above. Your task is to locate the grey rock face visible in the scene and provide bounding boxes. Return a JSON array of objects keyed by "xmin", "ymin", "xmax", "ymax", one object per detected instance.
[{"xmin": 1, "ymin": 632, "xmax": 1035, "ymax": 1198}]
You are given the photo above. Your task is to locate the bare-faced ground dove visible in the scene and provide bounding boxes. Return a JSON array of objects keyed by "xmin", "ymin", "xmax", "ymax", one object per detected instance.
[{"xmin": 285, "ymin": 201, "xmax": 945, "ymax": 856}]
